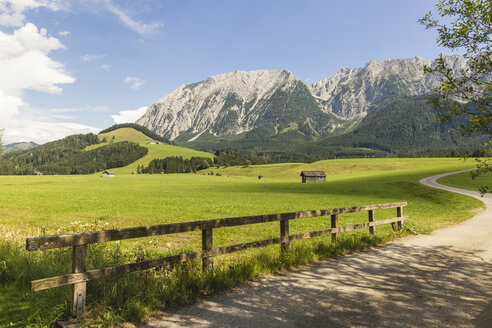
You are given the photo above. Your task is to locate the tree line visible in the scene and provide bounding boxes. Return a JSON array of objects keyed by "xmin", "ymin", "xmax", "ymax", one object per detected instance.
[
  {"xmin": 213, "ymin": 150, "xmax": 270, "ymax": 166},
  {"xmin": 141, "ymin": 156, "xmax": 213, "ymax": 174}
]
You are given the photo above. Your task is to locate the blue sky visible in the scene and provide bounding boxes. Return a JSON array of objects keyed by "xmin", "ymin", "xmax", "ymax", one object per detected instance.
[{"xmin": 0, "ymin": 0, "xmax": 455, "ymax": 144}]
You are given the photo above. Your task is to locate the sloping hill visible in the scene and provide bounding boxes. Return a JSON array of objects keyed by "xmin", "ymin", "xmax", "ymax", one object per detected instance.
[
  {"xmin": 94, "ymin": 128, "xmax": 214, "ymax": 174},
  {"xmin": 1, "ymin": 141, "xmax": 38, "ymax": 154}
]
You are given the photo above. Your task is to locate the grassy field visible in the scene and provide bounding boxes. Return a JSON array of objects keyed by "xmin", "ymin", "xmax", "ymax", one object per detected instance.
[
  {"xmin": 438, "ymin": 169, "xmax": 492, "ymax": 192},
  {"xmin": 0, "ymin": 157, "xmax": 486, "ymax": 327},
  {"xmin": 201, "ymin": 157, "xmax": 469, "ymax": 179}
]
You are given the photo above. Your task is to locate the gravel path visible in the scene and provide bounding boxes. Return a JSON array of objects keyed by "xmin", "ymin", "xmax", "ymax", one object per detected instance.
[{"xmin": 143, "ymin": 170, "xmax": 492, "ymax": 328}]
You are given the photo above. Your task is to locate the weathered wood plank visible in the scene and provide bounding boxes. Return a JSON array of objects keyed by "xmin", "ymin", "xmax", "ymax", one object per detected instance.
[
  {"xmin": 70, "ymin": 245, "xmax": 87, "ymax": 318},
  {"xmin": 31, "ymin": 216, "xmax": 406, "ymax": 291},
  {"xmin": 289, "ymin": 217, "xmax": 406, "ymax": 242},
  {"xmin": 31, "ymin": 250, "xmax": 207, "ymax": 291},
  {"xmin": 368, "ymin": 210, "xmax": 375, "ymax": 235},
  {"xmin": 397, "ymin": 206, "xmax": 403, "ymax": 230},
  {"xmin": 202, "ymin": 229, "xmax": 213, "ymax": 272},
  {"xmin": 26, "ymin": 202, "xmax": 408, "ymax": 251},
  {"xmin": 280, "ymin": 219, "xmax": 290, "ymax": 251},
  {"xmin": 331, "ymin": 214, "xmax": 339, "ymax": 242}
]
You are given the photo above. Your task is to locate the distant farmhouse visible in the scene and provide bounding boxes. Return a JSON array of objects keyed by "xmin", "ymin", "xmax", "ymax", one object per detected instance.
[
  {"xmin": 101, "ymin": 170, "xmax": 115, "ymax": 178},
  {"xmin": 300, "ymin": 171, "xmax": 326, "ymax": 183},
  {"xmin": 147, "ymin": 141, "xmax": 160, "ymax": 145}
]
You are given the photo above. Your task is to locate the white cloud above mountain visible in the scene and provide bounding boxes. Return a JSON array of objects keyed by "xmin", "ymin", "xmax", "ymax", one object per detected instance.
[
  {"xmin": 104, "ymin": 1, "xmax": 163, "ymax": 37},
  {"xmin": 112, "ymin": 106, "xmax": 147, "ymax": 124},
  {"xmin": 124, "ymin": 76, "xmax": 145, "ymax": 90}
]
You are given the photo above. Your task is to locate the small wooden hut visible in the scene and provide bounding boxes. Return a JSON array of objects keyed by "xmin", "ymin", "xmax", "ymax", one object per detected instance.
[
  {"xmin": 101, "ymin": 170, "xmax": 115, "ymax": 178},
  {"xmin": 300, "ymin": 171, "xmax": 326, "ymax": 183}
]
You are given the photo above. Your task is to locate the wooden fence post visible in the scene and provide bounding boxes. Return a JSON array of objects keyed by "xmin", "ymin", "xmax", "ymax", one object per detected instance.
[
  {"xmin": 202, "ymin": 228, "xmax": 213, "ymax": 272},
  {"xmin": 70, "ymin": 245, "xmax": 87, "ymax": 318},
  {"xmin": 368, "ymin": 210, "xmax": 375, "ymax": 235},
  {"xmin": 331, "ymin": 214, "xmax": 339, "ymax": 242},
  {"xmin": 397, "ymin": 206, "xmax": 403, "ymax": 230},
  {"xmin": 280, "ymin": 219, "xmax": 290, "ymax": 251}
]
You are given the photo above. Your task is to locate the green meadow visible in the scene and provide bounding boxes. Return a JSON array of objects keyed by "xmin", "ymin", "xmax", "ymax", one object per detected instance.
[
  {"xmin": 0, "ymin": 156, "xmax": 486, "ymax": 327},
  {"xmin": 438, "ymin": 168, "xmax": 492, "ymax": 191}
]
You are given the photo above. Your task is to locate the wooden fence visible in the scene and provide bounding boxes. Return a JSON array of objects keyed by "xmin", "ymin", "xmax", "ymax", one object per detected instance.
[{"xmin": 26, "ymin": 202, "xmax": 406, "ymax": 317}]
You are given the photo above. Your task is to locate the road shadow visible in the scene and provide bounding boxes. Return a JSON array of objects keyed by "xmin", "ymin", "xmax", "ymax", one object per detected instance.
[{"xmin": 143, "ymin": 243, "xmax": 492, "ymax": 327}]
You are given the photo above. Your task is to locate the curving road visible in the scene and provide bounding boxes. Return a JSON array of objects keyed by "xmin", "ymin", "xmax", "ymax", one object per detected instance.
[{"xmin": 143, "ymin": 170, "xmax": 492, "ymax": 328}]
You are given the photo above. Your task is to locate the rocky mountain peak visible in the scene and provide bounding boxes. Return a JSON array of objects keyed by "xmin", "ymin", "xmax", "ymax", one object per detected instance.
[
  {"xmin": 137, "ymin": 55, "xmax": 467, "ymax": 142},
  {"xmin": 137, "ymin": 69, "xmax": 300, "ymax": 140}
]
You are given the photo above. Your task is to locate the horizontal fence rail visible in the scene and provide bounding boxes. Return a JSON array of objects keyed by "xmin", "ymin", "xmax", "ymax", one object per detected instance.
[{"xmin": 26, "ymin": 202, "xmax": 407, "ymax": 318}]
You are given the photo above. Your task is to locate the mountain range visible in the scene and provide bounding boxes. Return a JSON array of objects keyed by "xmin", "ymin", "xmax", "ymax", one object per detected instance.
[
  {"xmin": 135, "ymin": 55, "xmax": 484, "ymax": 159},
  {"xmin": 1, "ymin": 141, "xmax": 38, "ymax": 154}
]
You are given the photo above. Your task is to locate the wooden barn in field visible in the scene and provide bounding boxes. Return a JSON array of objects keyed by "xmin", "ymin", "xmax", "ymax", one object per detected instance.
[
  {"xmin": 101, "ymin": 170, "xmax": 115, "ymax": 178},
  {"xmin": 300, "ymin": 171, "xmax": 326, "ymax": 183}
]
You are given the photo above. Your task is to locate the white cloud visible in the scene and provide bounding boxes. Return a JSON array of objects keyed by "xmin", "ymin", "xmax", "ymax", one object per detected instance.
[
  {"xmin": 0, "ymin": 23, "xmax": 74, "ymax": 95},
  {"xmin": 91, "ymin": 105, "xmax": 109, "ymax": 112},
  {"xmin": 0, "ymin": 0, "xmax": 64, "ymax": 27},
  {"xmin": 111, "ymin": 106, "xmax": 148, "ymax": 124},
  {"xmin": 0, "ymin": 90, "xmax": 23, "ymax": 122},
  {"xmin": 104, "ymin": 1, "xmax": 162, "ymax": 37},
  {"xmin": 58, "ymin": 30, "xmax": 70, "ymax": 36},
  {"xmin": 50, "ymin": 113, "xmax": 76, "ymax": 120},
  {"xmin": 0, "ymin": 0, "xmax": 42, "ymax": 27},
  {"xmin": 49, "ymin": 108, "xmax": 78, "ymax": 113},
  {"xmin": 81, "ymin": 54, "xmax": 105, "ymax": 62},
  {"xmin": 124, "ymin": 76, "xmax": 145, "ymax": 90},
  {"xmin": 3, "ymin": 116, "xmax": 99, "ymax": 144},
  {"xmin": 0, "ymin": 89, "xmax": 98, "ymax": 144},
  {"xmin": 48, "ymin": 108, "xmax": 78, "ymax": 119},
  {"xmin": 100, "ymin": 63, "xmax": 110, "ymax": 71},
  {"xmin": 0, "ymin": 5, "xmax": 98, "ymax": 144}
]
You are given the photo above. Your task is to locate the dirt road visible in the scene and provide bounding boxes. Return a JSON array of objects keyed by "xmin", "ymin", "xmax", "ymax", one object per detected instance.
[{"xmin": 143, "ymin": 170, "xmax": 492, "ymax": 327}]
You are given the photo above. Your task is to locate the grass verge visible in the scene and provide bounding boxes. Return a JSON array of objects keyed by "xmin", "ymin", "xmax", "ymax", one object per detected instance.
[
  {"xmin": 1, "ymin": 229, "xmax": 395, "ymax": 327},
  {"xmin": 438, "ymin": 169, "xmax": 492, "ymax": 192}
]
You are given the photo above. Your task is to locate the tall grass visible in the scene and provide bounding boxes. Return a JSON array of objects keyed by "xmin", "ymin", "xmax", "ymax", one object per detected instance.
[{"xmin": 0, "ymin": 228, "xmax": 393, "ymax": 327}]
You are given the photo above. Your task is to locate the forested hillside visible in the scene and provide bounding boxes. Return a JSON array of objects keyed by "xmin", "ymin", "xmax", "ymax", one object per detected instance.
[
  {"xmin": 143, "ymin": 156, "xmax": 213, "ymax": 174},
  {"xmin": 0, "ymin": 134, "xmax": 148, "ymax": 175},
  {"xmin": 182, "ymin": 96, "xmax": 488, "ymax": 162},
  {"xmin": 319, "ymin": 97, "xmax": 489, "ymax": 157}
]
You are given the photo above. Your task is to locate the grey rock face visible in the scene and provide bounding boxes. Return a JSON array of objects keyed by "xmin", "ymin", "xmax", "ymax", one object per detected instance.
[
  {"xmin": 137, "ymin": 69, "xmax": 298, "ymax": 141},
  {"xmin": 309, "ymin": 56, "xmax": 467, "ymax": 118},
  {"xmin": 137, "ymin": 56, "xmax": 467, "ymax": 141}
]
